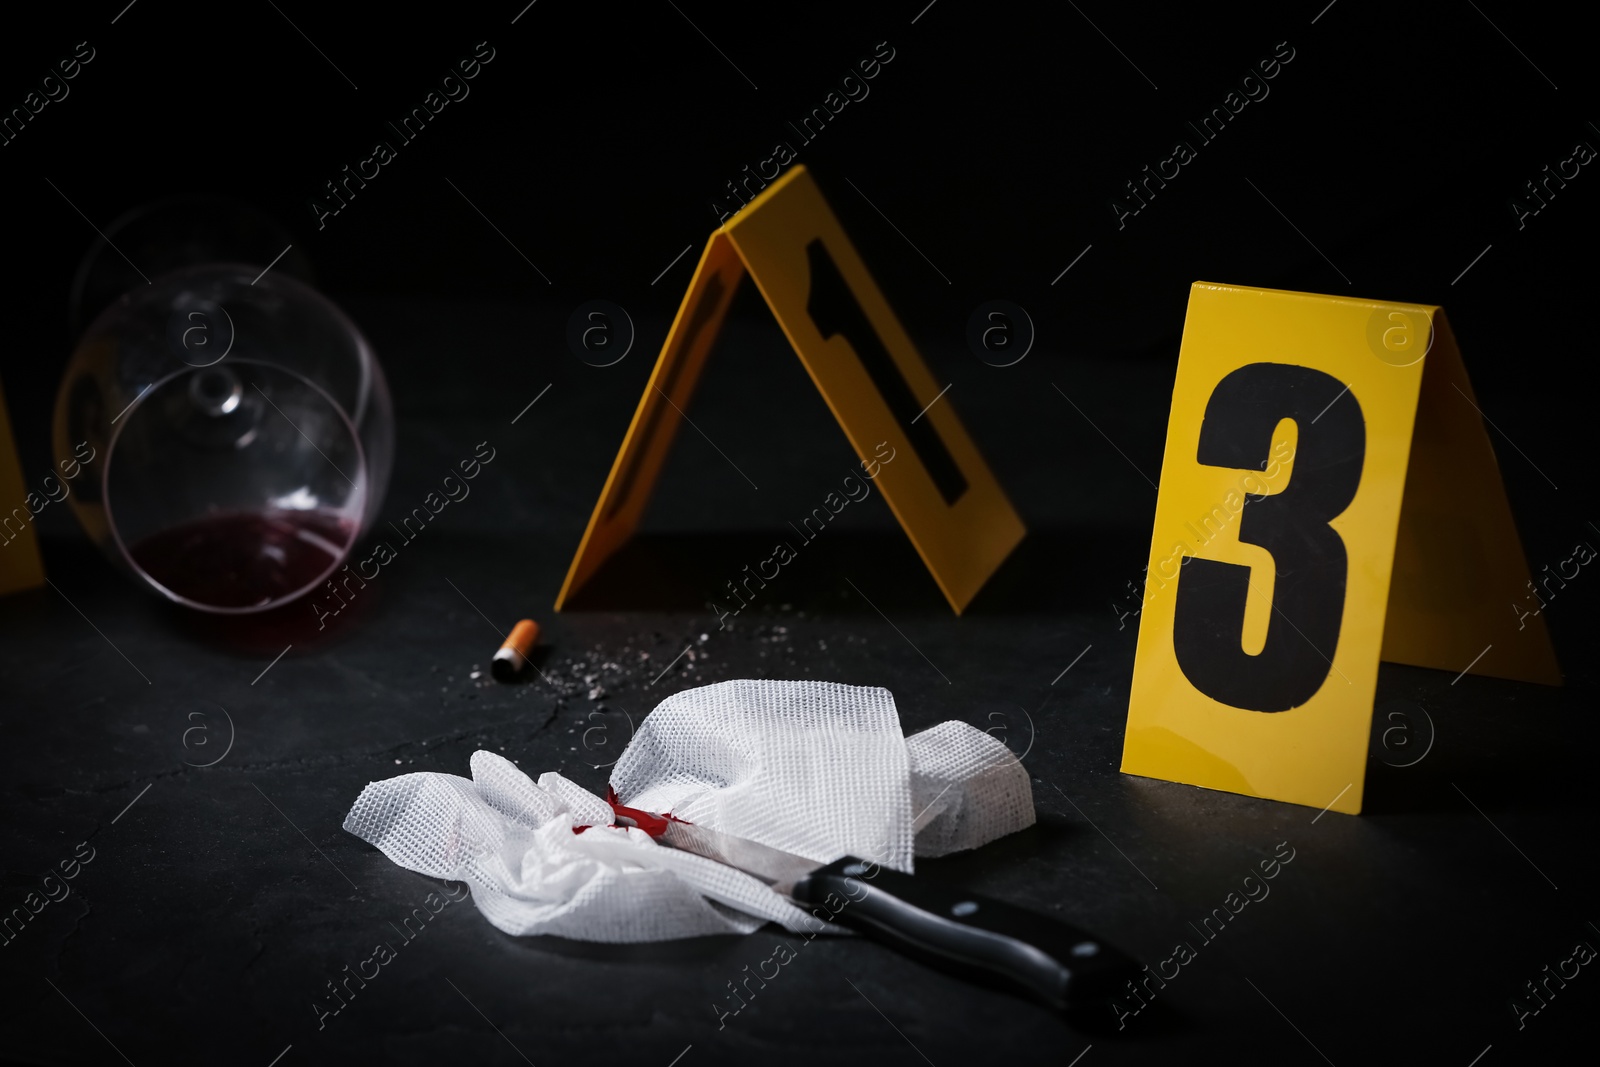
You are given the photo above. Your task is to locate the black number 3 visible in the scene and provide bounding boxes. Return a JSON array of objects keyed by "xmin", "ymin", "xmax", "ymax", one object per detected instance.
[{"xmin": 1173, "ymin": 363, "xmax": 1365, "ymax": 712}]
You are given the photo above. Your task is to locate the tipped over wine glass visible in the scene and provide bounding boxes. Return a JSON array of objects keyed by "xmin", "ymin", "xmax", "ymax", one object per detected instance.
[{"xmin": 53, "ymin": 198, "xmax": 394, "ymax": 614}]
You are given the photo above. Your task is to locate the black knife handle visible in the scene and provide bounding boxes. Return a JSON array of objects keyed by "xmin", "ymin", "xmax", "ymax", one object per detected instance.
[{"xmin": 792, "ymin": 857, "xmax": 1141, "ymax": 1009}]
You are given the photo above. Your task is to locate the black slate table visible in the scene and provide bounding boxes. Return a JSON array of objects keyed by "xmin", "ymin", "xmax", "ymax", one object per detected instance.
[{"xmin": 2, "ymin": 295, "xmax": 1595, "ymax": 1066}]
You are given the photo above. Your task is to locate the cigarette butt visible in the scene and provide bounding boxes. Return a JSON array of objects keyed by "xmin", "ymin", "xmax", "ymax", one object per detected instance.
[{"xmin": 492, "ymin": 619, "xmax": 540, "ymax": 681}]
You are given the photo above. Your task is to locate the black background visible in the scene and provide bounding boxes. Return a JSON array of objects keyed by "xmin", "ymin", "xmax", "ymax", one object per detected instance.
[{"xmin": 1, "ymin": 2, "xmax": 1596, "ymax": 1065}]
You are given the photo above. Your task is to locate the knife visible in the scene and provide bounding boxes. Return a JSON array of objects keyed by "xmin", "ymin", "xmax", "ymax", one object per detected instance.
[{"xmin": 612, "ymin": 801, "xmax": 1142, "ymax": 1010}]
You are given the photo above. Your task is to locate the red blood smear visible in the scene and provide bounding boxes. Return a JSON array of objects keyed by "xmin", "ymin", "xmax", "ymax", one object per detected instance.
[
  {"xmin": 602, "ymin": 787, "xmax": 686, "ymax": 837},
  {"xmin": 128, "ymin": 510, "xmax": 354, "ymax": 609}
]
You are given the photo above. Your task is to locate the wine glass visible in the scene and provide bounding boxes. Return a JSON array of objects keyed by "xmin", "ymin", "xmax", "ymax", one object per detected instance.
[{"xmin": 54, "ymin": 262, "xmax": 394, "ymax": 613}]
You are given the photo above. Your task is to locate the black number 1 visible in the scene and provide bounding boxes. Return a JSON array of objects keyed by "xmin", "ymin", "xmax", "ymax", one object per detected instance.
[
  {"xmin": 1172, "ymin": 363, "xmax": 1365, "ymax": 712},
  {"xmin": 804, "ymin": 239, "xmax": 967, "ymax": 504}
]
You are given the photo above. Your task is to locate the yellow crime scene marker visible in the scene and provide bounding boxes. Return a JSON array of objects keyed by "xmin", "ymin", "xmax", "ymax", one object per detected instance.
[
  {"xmin": 0, "ymin": 376, "xmax": 47, "ymax": 597},
  {"xmin": 557, "ymin": 166, "xmax": 1025, "ymax": 614},
  {"xmin": 1122, "ymin": 282, "xmax": 1559, "ymax": 815}
]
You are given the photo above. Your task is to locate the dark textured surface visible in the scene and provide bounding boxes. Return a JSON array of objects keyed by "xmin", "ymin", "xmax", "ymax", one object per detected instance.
[
  {"xmin": 3, "ymin": 296, "xmax": 1596, "ymax": 1066},
  {"xmin": 5, "ymin": 0, "xmax": 1600, "ymax": 1062}
]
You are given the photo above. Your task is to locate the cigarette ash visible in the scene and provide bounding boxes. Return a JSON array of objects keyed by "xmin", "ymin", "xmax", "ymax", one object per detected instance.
[{"xmin": 420, "ymin": 604, "xmax": 873, "ymax": 783}]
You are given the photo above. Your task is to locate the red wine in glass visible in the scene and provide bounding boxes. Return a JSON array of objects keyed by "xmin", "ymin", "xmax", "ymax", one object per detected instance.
[{"xmin": 128, "ymin": 510, "xmax": 354, "ymax": 610}]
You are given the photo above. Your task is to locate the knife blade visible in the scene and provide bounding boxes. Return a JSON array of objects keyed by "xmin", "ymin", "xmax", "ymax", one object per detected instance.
[{"xmin": 642, "ymin": 816, "xmax": 1142, "ymax": 1009}]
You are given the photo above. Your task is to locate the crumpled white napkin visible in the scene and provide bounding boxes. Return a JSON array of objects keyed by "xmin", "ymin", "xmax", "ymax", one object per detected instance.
[{"xmin": 343, "ymin": 679, "xmax": 1034, "ymax": 943}]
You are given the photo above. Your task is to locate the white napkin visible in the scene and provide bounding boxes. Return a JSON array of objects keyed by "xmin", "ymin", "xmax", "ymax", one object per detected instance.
[{"xmin": 343, "ymin": 679, "xmax": 1034, "ymax": 943}]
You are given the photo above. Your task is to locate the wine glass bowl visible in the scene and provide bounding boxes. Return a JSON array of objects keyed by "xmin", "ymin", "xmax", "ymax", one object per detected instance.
[{"xmin": 54, "ymin": 263, "xmax": 393, "ymax": 613}]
